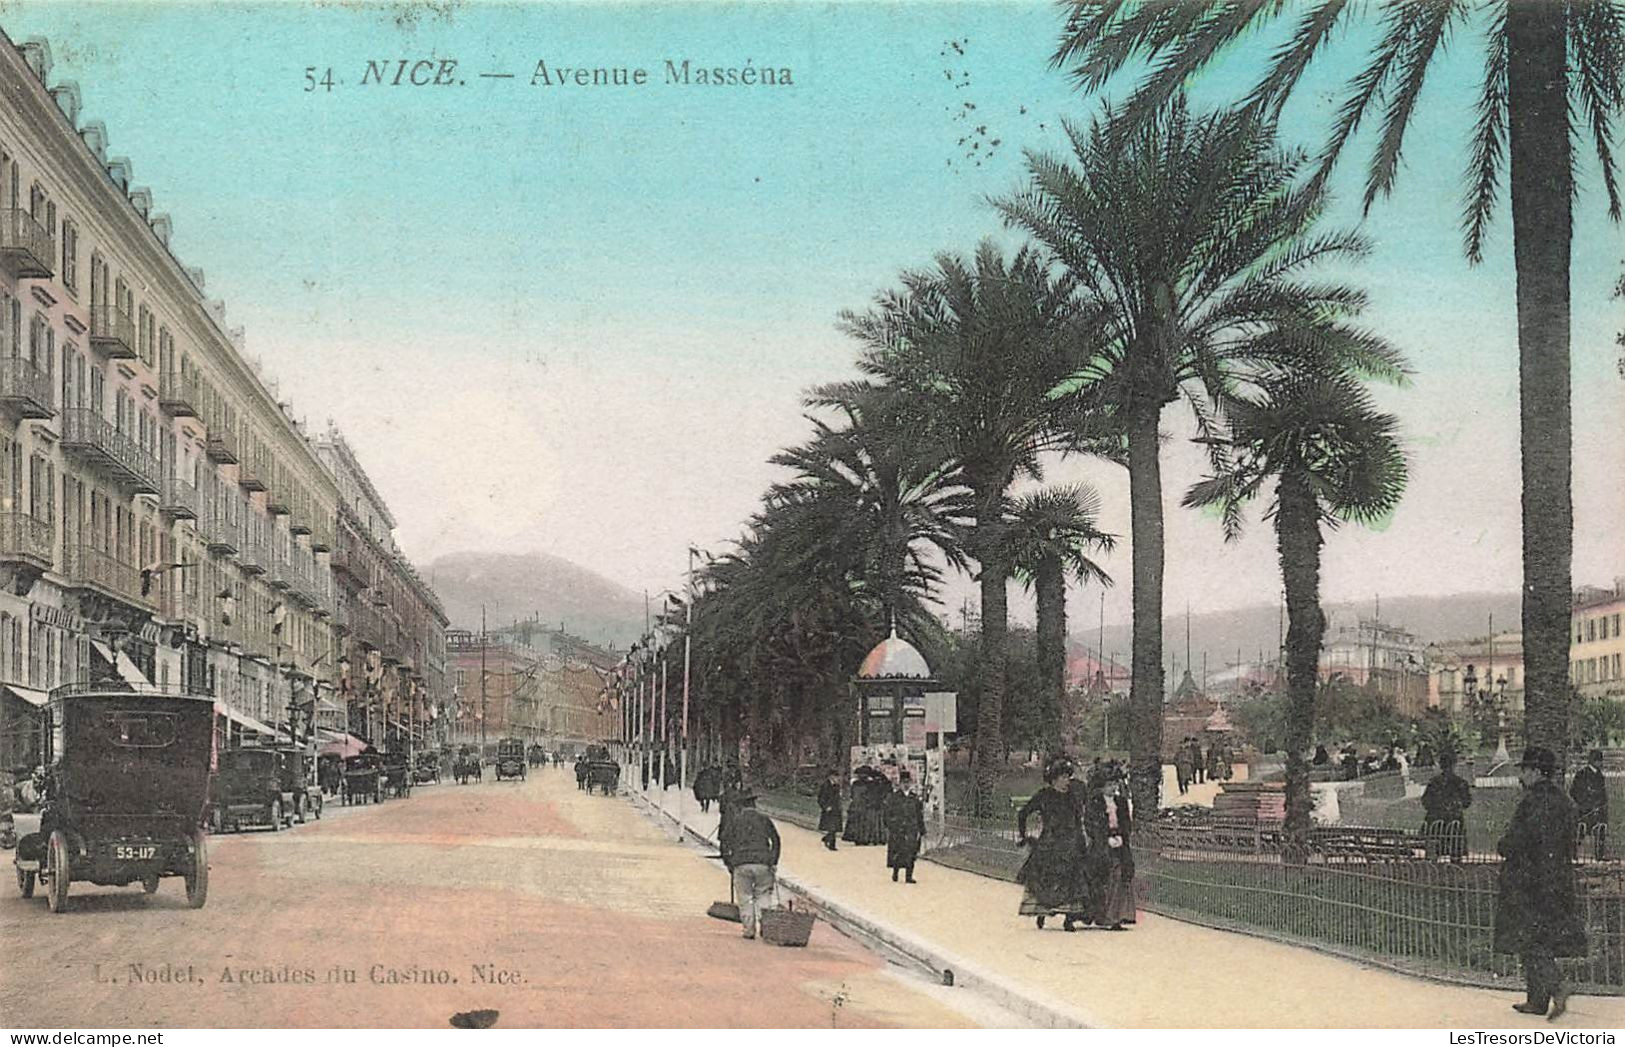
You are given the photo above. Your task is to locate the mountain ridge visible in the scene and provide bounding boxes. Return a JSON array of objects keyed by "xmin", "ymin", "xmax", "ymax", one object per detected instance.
[{"xmin": 423, "ymin": 551, "xmax": 647, "ymax": 649}]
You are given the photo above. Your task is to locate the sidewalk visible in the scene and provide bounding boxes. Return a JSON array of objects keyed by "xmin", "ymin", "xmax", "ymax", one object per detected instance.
[{"xmin": 627, "ymin": 781, "xmax": 1623, "ymax": 1029}]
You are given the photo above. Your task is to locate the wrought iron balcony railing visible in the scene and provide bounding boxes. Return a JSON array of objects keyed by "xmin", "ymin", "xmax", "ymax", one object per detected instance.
[
  {"xmin": 0, "ymin": 209, "xmax": 53, "ymax": 279},
  {"xmin": 0, "ymin": 356, "xmax": 55, "ymax": 420},
  {"xmin": 158, "ymin": 373, "xmax": 200, "ymax": 418},
  {"xmin": 63, "ymin": 544, "xmax": 155, "ymax": 611},
  {"xmin": 159, "ymin": 477, "xmax": 200, "ymax": 520},
  {"xmin": 60, "ymin": 409, "xmax": 161, "ymax": 494},
  {"xmin": 0, "ymin": 513, "xmax": 54, "ymax": 569},
  {"xmin": 89, "ymin": 305, "xmax": 137, "ymax": 359}
]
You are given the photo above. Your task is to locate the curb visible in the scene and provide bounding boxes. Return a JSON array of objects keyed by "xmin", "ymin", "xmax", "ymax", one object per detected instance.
[{"xmin": 627, "ymin": 789, "xmax": 1094, "ymax": 1029}]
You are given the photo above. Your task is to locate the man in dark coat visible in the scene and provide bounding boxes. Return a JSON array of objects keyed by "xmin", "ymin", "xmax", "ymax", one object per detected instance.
[
  {"xmin": 1495, "ymin": 747, "xmax": 1587, "ymax": 1019},
  {"xmin": 1421, "ymin": 749, "xmax": 1473, "ymax": 860},
  {"xmin": 884, "ymin": 771, "xmax": 926, "ymax": 882},
  {"xmin": 1570, "ymin": 749, "xmax": 1608, "ymax": 861},
  {"xmin": 816, "ymin": 769, "xmax": 844, "ymax": 851},
  {"xmin": 693, "ymin": 764, "xmax": 723, "ymax": 814},
  {"xmin": 718, "ymin": 791, "xmax": 781, "ymax": 941}
]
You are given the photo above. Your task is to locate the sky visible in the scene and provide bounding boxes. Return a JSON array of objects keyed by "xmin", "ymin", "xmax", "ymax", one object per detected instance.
[{"xmin": 3, "ymin": 1, "xmax": 1620, "ymax": 633}]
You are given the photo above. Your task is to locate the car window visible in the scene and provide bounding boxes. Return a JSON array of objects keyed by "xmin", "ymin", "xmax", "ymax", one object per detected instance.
[{"xmin": 104, "ymin": 711, "xmax": 178, "ymax": 748}]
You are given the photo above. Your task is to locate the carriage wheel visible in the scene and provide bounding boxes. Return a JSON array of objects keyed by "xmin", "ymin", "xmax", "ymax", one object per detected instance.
[
  {"xmin": 269, "ymin": 799, "xmax": 283, "ymax": 832},
  {"xmin": 296, "ymin": 795, "xmax": 308, "ymax": 824},
  {"xmin": 185, "ymin": 831, "xmax": 209, "ymax": 909},
  {"xmin": 45, "ymin": 830, "xmax": 71, "ymax": 913},
  {"xmin": 16, "ymin": 863, "xmax": 35, "ymax": 898}
]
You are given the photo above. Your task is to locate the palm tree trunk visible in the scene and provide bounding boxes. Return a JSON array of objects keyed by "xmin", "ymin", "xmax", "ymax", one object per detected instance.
[
  {"xmin": 1126, "ymin": 401, "xmax": 1166, "ymax": 815},
  {"xmin": 1276, "ymin": 467, "xmax": 1325, "ymax": 855},
  {"xmin": 1507, "ymin": 1, "xmax": 1573, "ymax": 764},
  {"xmin": 1035, "ymin": 555, "xmax": 1067, "ymax": 752},
  {"xmin": 972, "ymin": 492, "xmax": 1009, "ymax": 818}
]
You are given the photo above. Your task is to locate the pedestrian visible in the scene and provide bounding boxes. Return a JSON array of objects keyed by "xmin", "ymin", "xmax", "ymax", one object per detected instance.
[
  {"xmin": 718, "ymin": 790, "xmax": 781, "ymax": 941},
  {"xmin": 1495, "ymin": 747, "xmax": 1586, "ymax": 1020},
  {"xmin": 1015, "ymin": 756, "xmax": 1091, "ymax": 931},
  {"xmin": 1312, "ymin": 743, "xmax": 1329, "ymax": 767},
  {"xmin": 1189, "ymin": 738, "xmax": 1205, "ymax": 785},
  {"xmin": 1421, "ymin": 749, "xmax": 1473, "ymax": 860},
  {"xmin": 1571, "ymin": 749, "xmax": 1609, "ymax": 861},
  {"xmin": 1174, "ymin": 740, "xmax": 1192, "ymax": 796},
  {"xmin": 816, "ymin": 768, "xmax": 844, "ymax": 851},
  {"xmin": 1085, "ymin": 763, "xmax": 1136, "ymax": 930},
  {"xmin": 884, "ymin": 771, "xmax": 925, "ymax": 882},
  {"xmin": 693, "ymin": 764, "xmax": 723, "ymax": 814},
  {"xmin": 574, "ymin": 755, "xmax": 588, "ymax": 791},
  {"xmin": 843, "ymin": 766, "xmax": 888, "ymax": 845}
]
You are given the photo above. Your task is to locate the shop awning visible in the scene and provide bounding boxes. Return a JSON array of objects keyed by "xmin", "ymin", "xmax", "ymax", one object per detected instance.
[
  {"xmin": 115, "ymin": 650, "xmax": 150, "ymax": 687},
  {"xmin": 4, "ymin": 684, "xmax": 47, "ymax": 708},
  {"xmin": 215, "ymin": 703, "xmax": 278, "ymax": 738}
]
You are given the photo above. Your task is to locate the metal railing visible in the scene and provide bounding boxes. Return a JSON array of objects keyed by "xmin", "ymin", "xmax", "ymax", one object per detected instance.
[
  {"xmin": 159, "ymin": 477, "xmax": 200, "ymax": 520},
  {"xmin": 158, "ymin": 372, "xmax": 199, "ymax": 417},
  {"xmin": 0, "ymin": 356, "xmax": 55, "ymax": 418},
  {"xmin": 206, "ymin": 424, "xmax": 239, "ymax": 464},
  {"xmin": 0, "ymin": 512, "xmax": 54, "ymax": 566},
  {"xmin": 88, "ymin": 305, "xmax": 137, "ymax": 358},
  {"xmin": 60, "ymin": 409, "xmax": 161, "ymax": 493},
  {"xmin": 0, "ymin": 209, "xmax": 53, "ymax": 278},
  {"xmin": 63, "ymin": 544, "xmax": 154, "ymax": 611}
]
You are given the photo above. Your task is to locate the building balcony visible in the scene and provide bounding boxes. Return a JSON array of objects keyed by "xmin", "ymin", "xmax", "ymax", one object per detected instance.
[
  {"xmin": 332, "ymin": 601, "xmax": 351, "ymax": 634},
  {"xmin": 0, "ymin": 356, "xmax": 56, "ymax": 420},
  {"xmin": 202, "ymin": 512, "xmax": 240, "ymax": 557},
  {"xmin": 159, "ymin": 586, "xmax": 199, "ymax": 624},
  {"xmin": 0, "ymin": 513, "xmax": 55, "ymax": 570},
  {"xmin": 159, "ymin": 477, "xmax": 200, "ymax": 520},
  {"xmin": 205, "ymin": 426, "xmax": 239, "ymax": 465},
  {"xmin": 0, "ymin": 209, "xmax": 53, "ymax": 280},
  {"xmin": 237, "ymin": 457, "xmax": 266, "ymax": 492},
  {"xmin": 238, "ymin": 535, "xmax": 267, "ymax": 575},
  {"xmin": 310, "ymin": 524, "xmax": 332, "ymax": 554},
  {"xmin": 60, "ymin": 409, "xmax": 161, "ymax": 494},
  {"xmin": 88, "ymin": 305, "xmax": 138, "ymax": 359},
  {"xmin": 265, "ymin": 489, "xmax": 290, "ymax": 515},
  {"xmin": 269, "ymin": 559, "xmax": 293, "ymax": 591},
  {"xmin": 289, "ymin": 514, "xmax": 312, "ymax": 536},
  {"xmin": 63, "ymin": 544, "xmax": 155, "ymax": 613},
  {"xmin": 158, "ymin": 373, "xmax": 200, "ymax": 418}
]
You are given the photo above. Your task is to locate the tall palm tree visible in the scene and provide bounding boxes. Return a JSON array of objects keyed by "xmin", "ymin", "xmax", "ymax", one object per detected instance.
[
  {"xmin": 1185, "ymin": 363, "xmax": 1409, "ymax": 852},
  {"xmin": 1007, "ymin": 484, "xmax": 1116, "ymax": 750},
  {"xmin": 1053, "ymin": 0, "xmax": 1624, "ymax": 766},
  {"xmin": 998, "ymin": 101, "xmax": 1400, "ymax": 812},
  {"xmin": 841, "ymin": 241, "xmax": 1100, "ymax": 814}
]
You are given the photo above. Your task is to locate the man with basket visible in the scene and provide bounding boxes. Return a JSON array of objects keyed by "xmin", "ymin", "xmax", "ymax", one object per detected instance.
[{"xmin": 719, "ymin": 791, "xmax": 781, "ymax": 941}]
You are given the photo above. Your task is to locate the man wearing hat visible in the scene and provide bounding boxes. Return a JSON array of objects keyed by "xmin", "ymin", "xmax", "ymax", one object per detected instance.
[
  {"xmin": 1570, "ymin": 749, "xmax": 1608, "ymax": 861},
  {"xmin": 1494, "ymin": 747, "xmax": 1587, "ymax": 1019},
  {"xmin": 718, "ymin": 789, "xmax": 781, "ymax": 941}
]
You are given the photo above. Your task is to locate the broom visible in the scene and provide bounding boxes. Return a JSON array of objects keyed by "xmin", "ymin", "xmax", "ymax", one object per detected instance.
[{"xmin": 705, "ymin": 854, "xmax": 741, "ymax": 922}]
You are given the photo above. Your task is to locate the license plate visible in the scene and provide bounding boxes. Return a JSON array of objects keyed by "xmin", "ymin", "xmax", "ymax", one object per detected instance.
[{"xmin": 112, "ymin": 844, "xmax": 158, "ymax": 861}]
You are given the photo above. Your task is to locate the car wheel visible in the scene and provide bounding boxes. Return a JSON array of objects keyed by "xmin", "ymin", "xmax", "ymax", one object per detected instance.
[
  {"xmin": 45, "ymin": 830, "xmax": 71, "ymax": 913},
  {"xmin": 16, "ymin": 863, "xmax": 36, "ymax": 898},
  {"xmin": 142, "ymin": 871, "xmax": 160, "ymax": 894},
  {"xmin": 269, "ymin": 799, "xmax": 283, "ymax": 832},
  {"xmin": 185, "ymin": 831, "xmax": 208, "ymax": 909}
]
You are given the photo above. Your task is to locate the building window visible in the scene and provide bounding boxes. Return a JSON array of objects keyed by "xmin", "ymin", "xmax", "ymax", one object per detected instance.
[
  {"xmin": 1613, "ymin": 613, "xmax": 1621, "ymax": 639},
  {"xmin": 1586, "ymin": 618, "xmax": 1596, "ymax": 643},
  {"xmin": 1613, "ymin": 653, "xmax": 1622, "ymax": 680},
  {"xmin": 60, "ymin": 219, "xmax": 78, "ymax": 292}
]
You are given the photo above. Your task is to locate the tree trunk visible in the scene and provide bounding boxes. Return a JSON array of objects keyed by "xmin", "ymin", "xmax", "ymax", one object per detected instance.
[
  {"xmin": 1507, "ymin": 1, "xmax": 1573, "ymax": 766},
  {"xmin": 1126, "ymin": 401, "xmax": 1166, "ymax": 816},
  {"xmin": 1035, "ymin": 555, "xmax": 1067, "ymax": 753},
  {"xmin": 972, "ymin": 492, "xmax": 1010, "ymax": 818},
  {"xmin": 1276, "ymin": 467, "xmax": 1326, "ymax": 856}
]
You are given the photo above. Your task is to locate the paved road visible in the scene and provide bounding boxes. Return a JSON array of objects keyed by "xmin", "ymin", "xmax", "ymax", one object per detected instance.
[{"xmin": 1, "ymin": 769, "xmax": 998, "ymax": 1029}]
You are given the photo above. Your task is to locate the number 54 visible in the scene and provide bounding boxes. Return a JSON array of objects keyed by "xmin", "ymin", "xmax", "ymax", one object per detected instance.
[{"xmin": 304, "ymin": 67, "xmax": 335, "ymax": 93}]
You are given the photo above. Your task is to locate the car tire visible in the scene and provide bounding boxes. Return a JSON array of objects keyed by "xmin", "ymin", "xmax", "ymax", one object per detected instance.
[
  {"xmin": 269, "ymin": 799, "xmax": 283, "ymax": 832},
  {"xmin": 185, "ymin": 831, "xmax": 208, "ymax": 909},
  {"xmin": 142, "ymin": 871, "xmax": 160, "ymax": 894},
  {"xmin": 17, "ymin": 863, "xmax": 36, "ymax": 898},
  {"xmin": 45, "ymin": 830, "xmax": 71, "ymax": 913}
]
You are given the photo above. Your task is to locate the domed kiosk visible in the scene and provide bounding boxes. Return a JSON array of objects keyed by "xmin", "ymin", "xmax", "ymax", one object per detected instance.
[{"xmin": 853, "ymin": 627, "xmax": 937, "ymax": 747}]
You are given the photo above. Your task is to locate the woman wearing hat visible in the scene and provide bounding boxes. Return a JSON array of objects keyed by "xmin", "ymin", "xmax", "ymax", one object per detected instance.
[
  {"xmin": 1015, "ymin": 756, "xmax": 1091, "ymax": 930},
  {"xmin": 1494, "ymin": 747, "xmax": 1586, "ymax": 1019},
  {"xmin": 1084, "ymin": 763, "xmax": 1136, "ymax": 929}
]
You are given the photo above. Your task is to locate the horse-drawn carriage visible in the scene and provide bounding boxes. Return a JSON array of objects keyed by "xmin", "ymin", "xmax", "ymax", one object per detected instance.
[
  {"xmin": 14, "ymin": 686, "xmax": 211, "ymax": 912},
  {"xmin": 342, "ymin": 753, "xmax": 384, "ymax": 805},
  {"xmin": 317, "ymin": 751, "xmax": 343, "ymax": 797},
  {"xmin": 527, "ymin": 743, "xmax": 547, "ymax": 768},
  {"xmin": 382, "ymin": 751, "xmax": 412, "ymax": 798},
  {"xmin": 453, "ymin": 745, "xmax": 482, "ymax": 785},
  {"xmin": 279, "ymin": 748, "xmax": 323, "ymax": 823},
  {"xmin": 413, "ymin": 750, "xmax": 441, "ymax": 785},
  {"xmin": 583, "ymin": 744, "xmax": 620, "ymax": 795},
  {"xmin": 495, "ymin": 738, "xmax": 527, "ymax": 782}
]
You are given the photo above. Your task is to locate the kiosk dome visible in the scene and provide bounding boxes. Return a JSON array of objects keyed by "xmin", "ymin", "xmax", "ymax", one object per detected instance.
[{"xmin": 857, "ymin": 628, "xmax": 932, "ymax": 681}]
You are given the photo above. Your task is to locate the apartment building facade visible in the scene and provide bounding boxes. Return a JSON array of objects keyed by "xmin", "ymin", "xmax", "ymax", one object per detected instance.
[
  {"xmin": 0, "ymin": 32, "xmax": 446, "ymax": 765},
  {"xmin": 1572, "ymin": 580, "xmax": 1625, "ymax": 700}
]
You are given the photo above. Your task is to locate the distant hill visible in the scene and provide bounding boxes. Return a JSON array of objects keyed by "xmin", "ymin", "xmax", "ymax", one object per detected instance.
[
  {"xmin": 422, "ymin": 552, "xmax": 647, "ymax": 649},
  {"xmin": 1072, "ymin": 591, "xmax": 1525, "ymax": 673}
]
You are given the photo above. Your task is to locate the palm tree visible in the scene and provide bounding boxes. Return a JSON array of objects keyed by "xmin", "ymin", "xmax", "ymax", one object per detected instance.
[
  {"xmin": 998, "ymin": 101, "xmax": 1400, "ymax": 812},
  {"xmin": 1007, "ymin": 484, "xmax": 1116, "ymax": 751},
  {"xmin": 1052, "ymin": 0, "xmax": 1623, "ymax": 766},
  {"xmin": 1185, "ymin": 363, "xmax": 1409, "ymax": 851},
  {"xmin": 841, "ymin": 241, "xmax": 1100, "ymax": 814}
]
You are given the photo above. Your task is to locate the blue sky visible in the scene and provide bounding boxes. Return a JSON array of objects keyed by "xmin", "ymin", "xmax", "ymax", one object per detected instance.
[{"xmin": 5, "ymin": 1, "xmax": 1620, "ymax": 631}]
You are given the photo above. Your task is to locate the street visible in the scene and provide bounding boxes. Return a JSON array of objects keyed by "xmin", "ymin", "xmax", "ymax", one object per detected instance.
[{"xmin": 1, "ymin": 769, "xmax": 994, "ymax": 1029}]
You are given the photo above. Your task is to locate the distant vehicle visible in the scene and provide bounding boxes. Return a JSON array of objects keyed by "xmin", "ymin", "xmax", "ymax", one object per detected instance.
[
  {"xmin": 277, "ymin": 748, "xmax": 323, "ymax": 823},
  {"xmin": 494, "ymin": 738, "xmax": 527, "ymax": 781},
  {"xmin": 527, "ymin": 743, "xmax": 547, "ymax": 768},
  {"xmin": 413, "ymin": 751, "xmax": 441, "ymax": 785},
  {"xmin": 584, "ymin": 744, "xmax": 619, "ymax": 796},
  {"xmin": 14, "ymin": 686, "xmax": 212, "ymax": 912},
  {"xmin": 214, "ymin": 747, "xmax": 296, "ymax": 832},
  {"xmin": 381, "ymin": 750, "xmax": 412, "ymax": 799},
  {"xmin": 454, "ymin": 745, "xmax": 482, "ymax": 785},
  {"xmin": 342, "ymin": 753, "xmax": 384, "ymax": 805}
]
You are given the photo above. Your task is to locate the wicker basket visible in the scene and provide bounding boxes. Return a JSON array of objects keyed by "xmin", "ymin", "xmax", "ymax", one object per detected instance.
[{"xmin": 759, "ymin": 901, "xmax": 815, "ymax": 947}]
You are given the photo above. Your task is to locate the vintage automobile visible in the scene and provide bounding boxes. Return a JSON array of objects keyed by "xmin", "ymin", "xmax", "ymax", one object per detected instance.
[
  {"xmin": 342, "ymin": 753, "xmax": 384, "ymax": 805},
  {"xmin": 382, "ymin": 750, "xmax": 412, "ymax": 798},
  {"xmin": 317, "ymin": 751, "xmax": 343, "ymax": 797},
  {"xmin": 453, "ymin": 745, "xmax": 482, "ymax": 785},
  {"xmin": 494, "ymin": 738, "xmax": 527, "ymax": 782},
  {"xmin": 413, "ymin": 751, "xmax": 441, "ymax": 785},
  {"xmin": 14, "ymin": 686, "xmax": 211, "ymax": 912},
  {"xmin": 278, "ymin": 748, "xmax": 323, "ymax": 823},
  {"xmin": 213, "ymin": 746, "xmax": 296, "ymax": 832},
  {"xmin": 584, "ymin": 744, "xmax": 620, "ymax": 796}
]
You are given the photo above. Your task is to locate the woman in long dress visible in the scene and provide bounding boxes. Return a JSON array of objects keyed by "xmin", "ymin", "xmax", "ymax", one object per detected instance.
[
  {"xmin": 1016, "ymin": 757, "xmax": 1091, "ymax": 930},
  {"xmin": 1084, "ymin": 765, "xmax": 1136, "ymax": 929}
]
